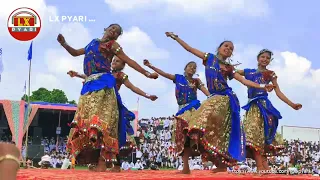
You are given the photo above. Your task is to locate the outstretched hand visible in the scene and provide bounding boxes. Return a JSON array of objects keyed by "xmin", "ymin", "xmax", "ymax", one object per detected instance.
[
  {"xmin": 264, "ymin": 84, "xmax": 275, "ymax": 92},
  {"xmin": 57, "ymin": 34, "xmax": 66, "ymax": 44},
  {"xmin": 291, "ymin": 103, "xmax": 302, "ymax": 110},
  {"xmin": 67, "ymin": 70, "xmax": 77, "ymax": 77},
  {"xmin": 165, "ymin": 32, "xmax": 177, "ymax": 39},
  {"xmin": 148, "ymin": 72, "xmax": 159, "ymax": 79},
  {"xmin": 143, "ymin": 59, "xmax": 152, "ymax": 67},
  {"xmin": 148, "ymin": 95, "xmax": 158, "ymax": 101}
]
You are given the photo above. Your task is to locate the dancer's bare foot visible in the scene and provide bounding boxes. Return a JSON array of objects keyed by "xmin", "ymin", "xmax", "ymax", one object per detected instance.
[
  {"xmin": 89, "ymin": 165, "xmax": 106, "ymax": 172},
  {"xmin": 110, "ymin": 165, "xmax": 121, "ymax": 172},
  {"xmin": 181, "ymin": 168, "xmax": 191, "ymax": 174},
  {"xmin": 181, "ymin": 147, "xmax": 191, "ymax": 174},
  {"xmin": 89, "ymin": 159, "xmax": 107, "ymax": 172},
  {"xmin": 262, "ymin": 157, "xmax": 271, "ymax": 170}
]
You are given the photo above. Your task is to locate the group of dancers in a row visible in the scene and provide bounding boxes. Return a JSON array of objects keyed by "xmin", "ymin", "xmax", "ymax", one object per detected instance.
[{"xmin": 56, "ymin": 23, "xmax": 302, "ymax": 174}]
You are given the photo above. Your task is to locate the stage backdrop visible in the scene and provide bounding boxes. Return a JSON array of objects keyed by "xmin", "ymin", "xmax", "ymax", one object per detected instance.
[{"xmin": 0, "ymin": 100, "xmax": 77, "ymax": 151}]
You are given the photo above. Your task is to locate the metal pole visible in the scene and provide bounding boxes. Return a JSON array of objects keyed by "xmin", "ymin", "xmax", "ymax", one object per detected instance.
[
  {"xmin": 23, "ymin": 60, "xmax": 31, "ymax": 167},
  {"xmin": 135, "ymin": 98, "xmax": 139, "ymax": 137},
  {"xmin": 56, "ymin": 111, "xmax": 61, "ymax": 150}
]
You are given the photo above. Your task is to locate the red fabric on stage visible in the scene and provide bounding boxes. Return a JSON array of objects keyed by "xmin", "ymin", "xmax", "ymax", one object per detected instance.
[{"xmin": 17, "ymin": 169, "xmax": 318, "ymax": 180}]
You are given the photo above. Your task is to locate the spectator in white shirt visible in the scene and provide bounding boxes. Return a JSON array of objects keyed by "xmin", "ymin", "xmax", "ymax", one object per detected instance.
[
  {"xmin": 121, "ymin": 161, "xmax": 130, "ymax": 170},
  {"xmin": 39, "ymin": 154, "xmax": 51, "ymax": 169},
  {"xmin": 136, "ymin": 149, "xmax": 143, "ymax": 161},
  {"xmin": 134, "ymin": 160, "xmax": 144, "ymax": 170},
  {"xmin": 61, "ymin": 156, "xmax": 71, "ymax": 170}
]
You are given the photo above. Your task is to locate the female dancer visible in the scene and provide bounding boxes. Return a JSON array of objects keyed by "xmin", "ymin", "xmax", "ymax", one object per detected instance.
[
  {"xmin": 67, "ymin": 56, "xmax": 158, "ymax": 171},
  {"xmin": 143, "ymin": 59, "xmax": 211, "ymax": 174},
  {"xmin": 164, "ymin": 32, "xmax": 275, "ymax": 173},
  {"xmin": 238, "ymin": 49, "xmax": 302, "ymax": 172},
  {"xmin": 58, "ymin": 24, "xmax": 158, "ymax": 172}
]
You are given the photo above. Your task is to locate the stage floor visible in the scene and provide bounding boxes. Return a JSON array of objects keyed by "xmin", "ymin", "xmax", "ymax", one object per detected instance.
[{"xmin": 17, "ymin": 169, "xmax": 318, "ymax": 180}]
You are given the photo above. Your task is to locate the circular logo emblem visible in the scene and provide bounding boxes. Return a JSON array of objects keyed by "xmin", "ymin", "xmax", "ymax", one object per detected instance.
[{"xmin": 7, "ymin": 7, "xmax": 41, "ymax": 41}]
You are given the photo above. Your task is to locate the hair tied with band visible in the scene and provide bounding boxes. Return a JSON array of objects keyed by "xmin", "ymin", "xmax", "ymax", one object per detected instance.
[{"xmin": 258, "ymin": 49, "xmax": 274, "ymax": 61}]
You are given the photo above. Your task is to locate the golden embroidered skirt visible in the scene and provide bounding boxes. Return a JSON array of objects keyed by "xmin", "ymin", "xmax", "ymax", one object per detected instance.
[
  {"xmin": 243, "ymin": 104, "xmax": 284, "ymax": 158},
  {"xmin": 67, "ymin": 88, "xmax": 119, "ymax": 165},
  {"xmin": 175, "ymin": 95, "xmax": 237, "ymax": 166}
]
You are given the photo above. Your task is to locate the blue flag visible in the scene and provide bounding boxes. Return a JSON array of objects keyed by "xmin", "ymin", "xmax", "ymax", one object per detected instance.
[
  {"xmin": 23, "ymin": 80, "xmax": 26, "ymax": 93},
  {"xmin": 27, "ymin": 41, "xmax": 33, "ymax": 61}
]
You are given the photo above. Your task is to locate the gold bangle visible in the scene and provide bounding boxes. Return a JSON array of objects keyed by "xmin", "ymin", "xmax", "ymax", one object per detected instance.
[
  {"xmin": 115, "ymin": 46, "xmax": 122, "ymax": 54},
  {"xmin": 0, "ymin": 154, "xmax": 20, "ymax": 166}
]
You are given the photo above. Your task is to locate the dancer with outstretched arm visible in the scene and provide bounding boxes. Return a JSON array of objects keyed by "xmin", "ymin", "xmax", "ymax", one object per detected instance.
[
  {"xmin": 58, "ymin": 23, "xmax": 158, "ymax": 172},
  {"xmin": 144, "ymin": 59, "xmax": 210, "ymax": 174},
  {"xmin": 165, "ymin": 32, "xmax": 275, "ymax": 173},
  {"xmin": 237, "ymin": 49, "xmax": 302, "ymax": 173},
  {"xmin": 67, "ymin": 56, "xmax": 158, "ymax": 172}
]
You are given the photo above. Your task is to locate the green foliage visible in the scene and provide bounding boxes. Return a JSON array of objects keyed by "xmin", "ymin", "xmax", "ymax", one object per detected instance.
[
  {"xmin": 68, "ymin": 100, "xmax": 77, "ymax": 105},
  {"xmin": 21, "ymin": 87, "xmax": 76, "ymax": 104}
]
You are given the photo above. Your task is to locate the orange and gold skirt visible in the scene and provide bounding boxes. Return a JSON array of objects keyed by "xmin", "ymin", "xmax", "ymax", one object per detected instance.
[{"xmin": 67, "ymin": 88, "xmax": 119, "ymax": 165}]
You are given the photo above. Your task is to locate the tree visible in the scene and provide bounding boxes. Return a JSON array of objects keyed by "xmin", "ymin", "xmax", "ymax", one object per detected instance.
[
  {"xmin": 68, "ymin": 100, "xmax": 77, "ymax": 105},
  {"xmin": 21, "ymin": 87, "xmax": 76, "ymax": 104},
  {"xmin": 48, "ymin": 89, "xmax": 68, "ymax": 103},
  {"xmin": 29, "ymin": 87, "xmax": 51, "ymax": 102}
]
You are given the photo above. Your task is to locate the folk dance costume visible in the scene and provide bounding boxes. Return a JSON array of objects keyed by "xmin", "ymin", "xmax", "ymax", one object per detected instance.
[
  {"xmin": 112, "ymin": 71, "xmax": 137, "ymax": 157},
  {"xmin": 176, "ymin": 53, "xmax": 246, "ymax": 166},
  {"xmin": 67, "ymin": 69, "xmax": 137, "ymax": 162},
  {"xmin": 67, "ymin": 39, "xmax": 121, "ymax": 165},
  {"xmin": 242, "ymin": 69, "xmax": 284, "ymax": 158},
  {"xmin": 173, "ymin": 74, "xmax": 204, "ymax": 155}
]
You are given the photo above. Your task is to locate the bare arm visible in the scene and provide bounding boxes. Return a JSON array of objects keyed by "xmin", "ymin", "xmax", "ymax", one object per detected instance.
[
  {"xmin": 62, "ymin": 44, "xmax": 85, "ymax": 57},
  {"xmin": 123, "ymin": 79, "xmax": 150, "ymax": 99},
  {"xmin": 196, "ymin": 78, "xmax": 210, "ymax": 96},
  {"xmin": 57, "ymin": 34, "xmax": 85, "ymax": 57},
  {"xmin": 234, "ymin": 73, "xmax": 266, "ymax": 89},
  {"xmin": 199, "ymin": 85, "xmax": 211, "ymax": 96},
  {"xmin": 166, "ymin": 33, "xmax": 206, "ymax": 60},
  {"xmin": 67, "ymin": 71, "xmax": 87, "ymax": 79},
  {"xmin": 112, "ymin": 42, "xmax": 153, "ymax": 78},
  {"xmin": 271, "ymin": 77, "xmax": 295, "ymax": 107},
  {"xmin": 236, "ymin": 69, "xmax": 245, "ymax": 76},
  {"xmin": 75, "ymin": 73, "xmax": 87, "ymax": 79},
  {"xmin": 148, "ymin": 64, "xmax": 175, "ymax": 81}
]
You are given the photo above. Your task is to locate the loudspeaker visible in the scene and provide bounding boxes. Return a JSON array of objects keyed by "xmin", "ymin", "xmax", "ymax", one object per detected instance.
[
  {"xmin": 33, "ymin": 127, "xmax": 42, "ymax": 144},
  {"xmin": 27, "ymin": 145, "xmax": 44, "ymax": 159}
]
